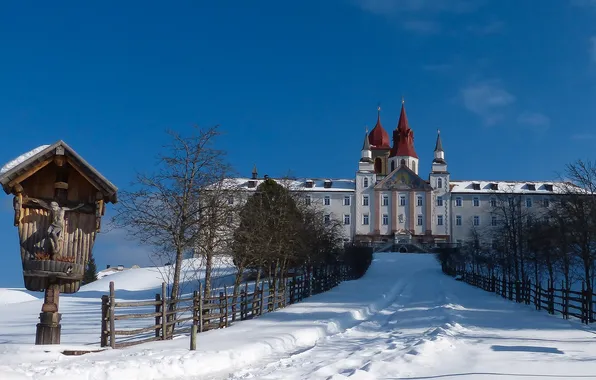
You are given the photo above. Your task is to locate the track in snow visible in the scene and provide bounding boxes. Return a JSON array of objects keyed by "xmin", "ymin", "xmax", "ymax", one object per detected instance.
[{"xmin": 222, "ymin": 257, "xmax": 596, "ymax": 380}]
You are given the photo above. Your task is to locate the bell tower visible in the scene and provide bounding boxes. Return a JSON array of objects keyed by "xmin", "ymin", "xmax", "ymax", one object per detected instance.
[{"xmin": 388, "ymin": 99, "xmax": 419, "ymax": 174}]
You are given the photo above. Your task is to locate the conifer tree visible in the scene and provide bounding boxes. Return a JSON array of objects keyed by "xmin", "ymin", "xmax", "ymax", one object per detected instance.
[{"xmin": 83, "ymin": 254, "xmax": 98, "ymax": 285}]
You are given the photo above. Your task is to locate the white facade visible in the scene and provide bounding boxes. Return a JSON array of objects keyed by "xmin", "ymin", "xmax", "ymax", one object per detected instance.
[{"xmin": 227, "ymin": 109, "xmax": 566, "ymax": 248}]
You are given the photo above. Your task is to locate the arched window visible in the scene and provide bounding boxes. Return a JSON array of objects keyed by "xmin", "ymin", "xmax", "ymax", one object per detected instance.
[
  {"xmin": 400, "ymin": 159, "xmax": 406, "ymax": 167},
  {"xmin": 374, "ymin": 157, "xmax": 383, "ymax": 174},
  {"xmin": 391, "ymin": 161, "xmax": 395, "ymax": 172},
  {"xmin": 437, "ymin": 178, "xmax": 443, "ymax": 188},
  {"xmin": 412, "ymin": 161, "xmax": 416, "ymax": 173}
]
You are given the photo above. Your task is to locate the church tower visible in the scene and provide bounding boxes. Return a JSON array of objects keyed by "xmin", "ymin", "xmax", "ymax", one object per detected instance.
[
  {"xmin": 367, "ymin": 107, "xmax": 391, "ymax": 175},
  {"xmin": 388, "ymin": 100, "xmax": 419, "ymax": 174},
  {"xmin": 429, "ymin": 130, "xmax": 450, "ymax": 239}
]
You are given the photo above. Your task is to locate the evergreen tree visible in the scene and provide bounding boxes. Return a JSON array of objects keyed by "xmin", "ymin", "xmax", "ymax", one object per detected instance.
[{"xmin": 83, "ymin": 254, "xmax": 98, "ymax": 285}]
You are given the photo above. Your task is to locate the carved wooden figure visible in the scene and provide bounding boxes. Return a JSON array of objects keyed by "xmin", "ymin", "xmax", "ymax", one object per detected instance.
[{"xmin": 0, "ymin": 141, "xmax": 117, "ymax": 344}]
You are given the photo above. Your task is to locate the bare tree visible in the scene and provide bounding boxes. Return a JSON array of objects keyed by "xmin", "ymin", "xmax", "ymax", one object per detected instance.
[
  {"xmin": 113, "ymin": 125, "xmax": 233, "ymax": 330},
  {"xmin": 556, "ymin": 160, "xmax": 596, "ymax": 293}
]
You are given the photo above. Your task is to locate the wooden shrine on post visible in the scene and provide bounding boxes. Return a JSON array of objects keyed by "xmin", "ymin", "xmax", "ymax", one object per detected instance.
[{"xmin": 0, "ymin": 141, "xmax": 117, "ymax": 345}]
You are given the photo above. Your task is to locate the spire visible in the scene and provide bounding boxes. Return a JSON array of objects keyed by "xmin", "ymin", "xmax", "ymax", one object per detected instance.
[
  {"xmin": 396, "ymin": 100, "xmax": 409, "ymax": 131},
  {"xmin": 368, "ymin": 105, "xmax": 390, "ymax": 148},
  {"xmin": 251, "ymin": 164, "xmax": 258, "ymax": 179},
  {"xmin": 360, "ymin": 127, "xmax": 373, "ymax": 163},
  {"xmin": 434, "ymin": 129, "xmax": 443, "ymax": 152},
  {"xmin": 389, "ymin": 100, "xmax": 419, "ymax": 158},
  {"xmin": 362, "ymin": 127, "xmax": 371, "ymax": 150}
]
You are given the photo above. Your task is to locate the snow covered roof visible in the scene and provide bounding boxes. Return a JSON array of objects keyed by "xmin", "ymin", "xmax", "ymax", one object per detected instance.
[
  {"xmin": 223, "ymin": 177, "xmax": 356, "ymax": 192},
  {"xmin": 449, "ymin": 180, "xmax": 568, "ymax": 195},
  {"xmin": 0, "ymin": 140, "xmax": 118, "ymax": 203},
  {"xmin": 0, "ymin": 145, "xmax": 50, "ymax": 174}
]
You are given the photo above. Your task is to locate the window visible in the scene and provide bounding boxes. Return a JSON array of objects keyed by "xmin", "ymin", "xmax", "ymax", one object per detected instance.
[
  {"xmin": 456, "ymin": 215, "xmax": 462, "ymax": 226},
  {"xmin": 400, "ymin": 196, "xmax": 406, "ymax": 206},
  {"xmin": 344, "ymin": 214, "xmax": 350, "ymax": 225},
  {"xmin": 543, "ymin": 198, "xmax": 550, "ymax": 207},
  {"xmin": 343, "ymin": 196, "xmax": 350, "ymax": 206},
  {"xmin": 417, "ymin": 215, "xmax": 423, "ymax": 226},
  {"xmin": 382, "ymin": 214, "xmax": 389, "ymax": 225},
  {"xmin": 472, "ymin": 183, "xmax": 481, "ymax": 190},
  {"xmin": 324, "ymin": 196, "xmax": 330, "ymax": 206},
  {"xmin": 490, "ymin": 198, "xmax": 496, "ymax": 207},
  {"xmin": 363, "ymin": 213, "xmax": 369, "ymax": 225},
  {"xmin": 455, "ymin": 197, "xmax": 462, "ymax": 207},
  {"xmin": 324, "ymin": 214, "xmax": 330, "ymax": 224},
  {"xmin": 491, "ymin": 216, "xmax": 497, "ymax": 226},
  {"xmin": 437, "ymin": 178, "xmax": 443, "ymax": 188},
  {"xmin": 400, "ymin": 159, "xmax": 406, "ymax": 166},
  {"xmin": 382, "ymin": 194, "xmax": 389, "ymax": 206},
  {"xmin": 437, "ymin": 196, "xmax": 443, "ymax": 206},
  {"xmin": 362, "ymin": 195, "xmax": 369, "ymax": 206},
  {"xmin": 544, "ymin": 184, "xmax": 554, "ymax": 192},
  {"xmin": 412, "ymin": 161, "xmax": 416, "ymax": 173},
  {"xmin": 473, "ymin": 197, "xmax": 480, "ymax": 207},
  {"xmin": 437, "ymin": 215, "xmax": 444, "ymax": 225},
  {"xmin": 526, "ymin": 197, "xmax": 532, "ymax": 208},
  {"xmin": 473, "ymin": 216, "xmax": 480, "ymax": 226},
  {"xmin": 417, "ymin": 196, "xmax": 423, "ymax": 206},
  {"xmin": 305, "ymin": 196, "xmax": 311, "ymax": 206},
  {"xmin": 363, "ymin": 177, "xmax": 369, "ymax": 188},
  {"xmin": 391, "ymin": 161, "xmax": 395, "ymax": 171}
]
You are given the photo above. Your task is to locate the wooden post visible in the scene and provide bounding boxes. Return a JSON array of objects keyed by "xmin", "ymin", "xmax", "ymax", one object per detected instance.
[
  {"xmin": 155, "ymin": 293, "xmax": 161, "ymax": 338},
  {"xmin": 198, "ymin": 283, "xmax": 203, "ymax": 333},
  {"xmin": 582, "ymin": 281, "xmax": 587, "ymax": 324},
  {"xmin": 190, "ymin": 324, "xmax": 197, "ymax": 351},
  {"xmin": 259, "ymin": 281, "xmax": 265, "ymax": 315},
  {"xmin": 219, "ymin": 291, "xmax": 225, "ymax": 328},
  {"xmin": 561, "ymin": 280, "xmax": 567, "ymax": 319},
  {"xmin": 161, "ymin": 282, "xmax": 167, "ymax": 340},
  {"xmin": 224, "ymin": 286, "xmax": 229, "ymax": 327},
  {"xmin": 192, "ymin": 290, "xmax": 199, "ymax": 326},
  {"xmin": 100, "ymin": 295, "xmax": 109, "ymax": 347},
  {"xmin": 243, "ymin": 282, "xmax": 248, "ymax": 318},
  {"xmin": 536, "ymin": 282, "xmax": 541, "ymax": 311},
  {"xmin": 109, "ymin": 281, "xmax": 116, "ymax": 349},
  {"xmin": 36, "ymin": 283, "xmax": 62, "ymax": 345},
  {"xmin": 548, "ymin": 279, "xmax": 554, "ymax": 315}
]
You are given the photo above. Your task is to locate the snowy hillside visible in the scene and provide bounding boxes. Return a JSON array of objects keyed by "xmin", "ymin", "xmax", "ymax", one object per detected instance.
[{"xmin": 2, "ymin": 252, "xmax": 596, "ymax": 380}]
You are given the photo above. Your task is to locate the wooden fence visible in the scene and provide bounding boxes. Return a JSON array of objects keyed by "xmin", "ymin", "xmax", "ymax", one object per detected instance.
[
  {"xmin": 101, "ymin": 264, "xmax": 353, "ymax": 349},
  {"xmin": 450, "ymin": 269, "xmax": 596, "ymax": 324}
]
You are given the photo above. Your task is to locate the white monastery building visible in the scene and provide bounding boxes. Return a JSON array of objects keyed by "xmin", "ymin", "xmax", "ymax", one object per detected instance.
[{"xmin": 229, "ymin": 101, "xmax": 564, "ymax": 249}]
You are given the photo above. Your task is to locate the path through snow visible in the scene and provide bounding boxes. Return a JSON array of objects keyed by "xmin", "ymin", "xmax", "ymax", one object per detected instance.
[{"xmin": 220, "ymin": 256, "xmax": 596, "ymax": 380}]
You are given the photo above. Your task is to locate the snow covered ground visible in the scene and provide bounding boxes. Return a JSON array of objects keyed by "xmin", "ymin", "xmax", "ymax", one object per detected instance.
[{"xmin": 2, "ymin": 252, "xmax": 596, "ymax": 380}]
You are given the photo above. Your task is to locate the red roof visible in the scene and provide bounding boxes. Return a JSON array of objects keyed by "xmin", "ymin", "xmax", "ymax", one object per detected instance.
[
  {"xmin": 368, "ymin": 108, "xmax": 390, "ymax": 149},
  {"xmin": 389, "ymin": 103, "xmax": 419, "ymax": 158}
]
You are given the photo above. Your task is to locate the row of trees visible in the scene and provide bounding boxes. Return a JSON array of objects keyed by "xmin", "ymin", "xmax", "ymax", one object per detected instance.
[
  {"xmin": 113, "ymin": 125, "xmax": 356, "ymax": 315},
  {"xmin": 442, "ymin": 160, "xmax": 596, "ymax": 291}
]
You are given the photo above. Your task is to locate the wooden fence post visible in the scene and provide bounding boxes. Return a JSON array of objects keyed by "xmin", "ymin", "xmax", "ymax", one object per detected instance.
[
  {"xmin": 109, "ymin": 281, "xmax": 116, "ymax": 349},
  {"xmin": 582, "ymin": 281, "xmax": 587, "ymax": 324},
  {"xmin": 536, "ymin": 282, "xmax": 541, "ymax": 311},
  {"xmin": 190, "ymin": 324, "xmax": 197, "ymax": 351},
  {"xmin": 259, "ymin": 281, "xmax": 265, "ymax": 315},
  {"xmin": 155, "ymin": 293, "xmax": 161, "ymax": 338},
  {"xmin": 192, "ymin": 290, "xmax": 199, "ymax": 326},
  {"xmin": 224, "ymin": 287, "xmax": 229, "ymax": 327},
  {"xmin": 100, "ymin": 295, "xmax": 109, "ymax": 347},
  {"xmin": 161, "ymin": 282, "xmax": 167, "ymax": 340},
  {"xmin": 219, "ymin": 291, "xmax": 225, "ymax": 328},
  {"xmin": 548, "ymin": 279, "xmax": 554, "ymax": 315},
  {"xmin": 198, "ymin": 283, "xmax": 203, "ymax": 333}
]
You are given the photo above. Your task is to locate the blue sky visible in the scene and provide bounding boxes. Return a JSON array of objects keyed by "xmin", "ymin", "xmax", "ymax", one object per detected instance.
[{"xmin": 1, "ymin": 0, "xmax": 595, "ymax": 287}]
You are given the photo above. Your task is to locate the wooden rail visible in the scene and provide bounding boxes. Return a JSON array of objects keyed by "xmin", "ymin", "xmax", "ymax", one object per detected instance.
[
  {"xmin": 449, "ymin": 269, "xmax": 596, "ymax": 324},
  {"xmin": 101, "ymin": 264, "xmax": 354, "ymax": 349}
]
